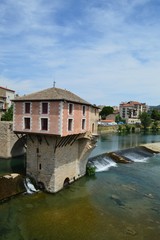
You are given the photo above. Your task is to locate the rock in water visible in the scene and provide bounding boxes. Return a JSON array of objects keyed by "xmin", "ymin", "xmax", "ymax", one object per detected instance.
[
  {"xmin": 0, "ymin": 173, "xmax": 25, "ymax": 201},
  {"xmin": 110, "ymin": 194, "xmax": 125, "ymax": 206}
]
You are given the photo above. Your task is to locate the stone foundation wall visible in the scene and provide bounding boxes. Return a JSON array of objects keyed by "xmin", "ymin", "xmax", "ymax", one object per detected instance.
[
  {"xmin": 26, "ymin": 135, "xmax": 56, "ymax": 190},
  {"xmin": 26, "ymin": 133, "xmax": 96, "ymax": 193},
  {"xmin": 0, "ymin": 173, "xmax": 25, "ymax": 201}
]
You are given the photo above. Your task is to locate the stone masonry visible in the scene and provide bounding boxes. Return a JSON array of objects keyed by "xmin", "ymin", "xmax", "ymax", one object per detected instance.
[
  {"xmin": 26, "ymin": 132, "xmax": 97, "ymax": 193},
  {"xmin": 0, "ymin": 121, "xmax": 25, "ymax": 158}
]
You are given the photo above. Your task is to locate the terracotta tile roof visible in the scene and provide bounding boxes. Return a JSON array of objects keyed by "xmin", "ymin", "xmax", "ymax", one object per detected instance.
[
  {"xmin": 13, "ymin": 87, "xmax": 92, "ymax": 105},
  {"xmin": 101, "ymin": 120, "xmax": 114, "ymax": 122},
  {"xmin": 120, "ymin": 101, "xmax": 146, "ymax": 107},
  {"xmin": 0, "ymin": 86, "xmax": 15, "ymax": 92}
]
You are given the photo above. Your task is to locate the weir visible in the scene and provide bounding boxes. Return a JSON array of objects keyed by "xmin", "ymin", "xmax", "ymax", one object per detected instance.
[{"xmin": 88, "ymin": 143, "xmax": 160, "ymax": 172}]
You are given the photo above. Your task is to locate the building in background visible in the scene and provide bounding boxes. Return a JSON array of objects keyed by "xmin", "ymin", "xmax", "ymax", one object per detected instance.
[
  {"xmin": 0, "ymin": 86, "xmax": 15, "ymax": 119},
  {"xmin": 119, "ymin": 101, "xmax": 148, "ymax": 124}
]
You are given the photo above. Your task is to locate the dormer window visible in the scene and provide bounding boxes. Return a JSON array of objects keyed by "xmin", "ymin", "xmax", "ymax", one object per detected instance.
[
  {"xmin": 42, "ymin": 102, "xmax": 48, "ymax": 114},
  {"xmin": 69, "ymin": 103, "xmax": 73, "ymax": 115},
  {"xmin": 25, "ymin": 102, "xmax": 31, "ymax": 114}
]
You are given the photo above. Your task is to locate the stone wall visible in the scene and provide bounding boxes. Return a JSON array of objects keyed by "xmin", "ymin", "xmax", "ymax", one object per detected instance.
[
  {"xmin": 0, "ymin": 173, "xmax": 25, "ymax": 201},
  {"xmin": 0, "ymin": 121, "xmax": 25, "ymax": 158},
  {"xmin": 26, "ymin": 132, "xmax": 96, "ymax": 193}
]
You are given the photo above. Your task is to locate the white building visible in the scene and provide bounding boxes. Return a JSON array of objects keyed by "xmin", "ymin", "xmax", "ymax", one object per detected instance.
[
  {"xmin": 119, "ymin": 101, "xmax": 148, "ymax": 124},
  {"xmin": 0, "ymin": 86, "xmax": 15, "ymax": 118}
]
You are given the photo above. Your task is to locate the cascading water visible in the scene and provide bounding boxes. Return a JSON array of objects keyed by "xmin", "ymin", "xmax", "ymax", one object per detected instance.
[
  {"xmin": 24, "ymin": 177, "xmax": 38, "ymax": 194},
  {"xmin": 122, "ymin": 152, "xmax": 148, "ymax": 162},
  {"xmin": 117, "ymin": 147, "xmax": 154, "ymax": 163},
  {"xmin": 88, "ymin": 155, "xmax": 117, "ymax": 172},
  {"xmin": 89, "ymin": 147, "xmax": 156, "ymax": 172}
]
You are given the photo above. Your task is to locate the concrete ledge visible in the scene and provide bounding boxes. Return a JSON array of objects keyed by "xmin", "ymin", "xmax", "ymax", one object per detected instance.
[
  {"xmin": 0, "ymin": 173, "xmax": 25, "ymax": 201},
  {"xmin": 141, "ymin": 143, "xmax": 160, "ymax": 153},
  {"xmin": 108, "ymin": 152, "xmax": 133, "ymax": 163}
]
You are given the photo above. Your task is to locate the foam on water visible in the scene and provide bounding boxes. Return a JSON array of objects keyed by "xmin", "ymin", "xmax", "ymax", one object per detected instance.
[
  {"xmin": 122, "ymin": 152, "xmax": 149, "ymax": 163},
  {"xmin": 24, "ymin": 178, "xmax": 38, "ymax": 194},
  {"xmin": 90, "ymin": 157, "xmax": 117, "ymax": 172}
]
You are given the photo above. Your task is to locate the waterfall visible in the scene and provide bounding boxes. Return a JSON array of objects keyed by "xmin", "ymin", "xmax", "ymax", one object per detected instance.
[
  {"xmin": 117, "ymin": 147, "xmax": 153, "ymax": 163},
  {"xmin": 121, "ymin": 152, "xmax": 149, "ymax": 162},
  {"xmin": 89, "ymin": 156, "xmax": 117, "ymax": 172},
  {"xmin": 24, "ymin": 177, "xmax": 38, "ymax": 194},
  {"xmin": 88, "ymin": 146, "xmax": 155, "ymax": 172}
]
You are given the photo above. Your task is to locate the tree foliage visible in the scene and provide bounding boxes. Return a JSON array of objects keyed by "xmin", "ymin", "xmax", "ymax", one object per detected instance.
[
  {"xmin": 86, "ymin": 164, "xmax": 96, "ymax": 176},
  {"xmin": 139, "ymin": 112, "xmax": 152, "ymax": 131},
  {"xmin": 152, "ymin": 120, "xmax": 159, "ymax": 132},
  {"xmin": 115, "ymin": 114, "xmax": 125, "ymax": 123},
  {"xmin": 151, "ymin": 109, "xmax": 160, "ymax": 120},
  {"xmin": 1, "ymin": 105, "xmax": 13, "ymax": 121},
  {"xmin": 99, "ymin": 106, "xmax": 114, "ymax": 120}
]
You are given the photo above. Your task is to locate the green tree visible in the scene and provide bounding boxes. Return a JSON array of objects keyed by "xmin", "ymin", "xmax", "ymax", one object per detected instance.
[
  {"xmin": 152, "ymin": 120, "xmax": 159, "ymax": 132},
  {"xmin": 115, "ymin": 114, "xmax": 125, "ymax": 123},
  {"xmin": 151, "ymin": 109, "xmax": 160, "ymax": 120},
  {"xmin": 1, "ymin": 105, "xmax": 13, "ymax": 121},
  {"xmin": 99, "ymin": 106, "xmax": 114, "ymax": 120},
  {"xmin": 125, "ymin": 124, "xmax": 131, "ymax": 133},
  {"xmin": 139, "ymin": 112, "xmax": 152, "ymax": 131}
]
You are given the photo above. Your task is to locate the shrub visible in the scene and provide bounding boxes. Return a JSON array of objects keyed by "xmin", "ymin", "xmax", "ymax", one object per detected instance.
[{"xmin": 86, "ymin": 164, "xmax": 96, "ymax": 176}]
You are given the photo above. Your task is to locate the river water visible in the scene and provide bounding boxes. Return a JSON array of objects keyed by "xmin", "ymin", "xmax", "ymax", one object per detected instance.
[{"xmin": 0, "ymin": 132, "xmax": 160, "ymax": 240}]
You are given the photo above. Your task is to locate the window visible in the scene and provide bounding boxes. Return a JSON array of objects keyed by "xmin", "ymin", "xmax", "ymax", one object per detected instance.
[
  {"xmin": 92, "ymin": 123, "xmax": 95, "ymax": 133},
  {"xmin": 82, "ymin": 119, "xmax": 86, "ymax": 130},
  {"xmin": 24, "ymin": 118, "xmax": 30, "ymax": 129},
  {"xmin": 41, "ymin": 118, "xmax": 48, "ymax": 130},
  {"xmin": 42, "ymin": 102, "xmax": 48, "ymax": 114},
  {"xmin": 68, "ymin": 119, "xmax": 73, "ymax": 131},
  {"xmin": 82, "ymin": 105, "xmax": 86, "ymax": 116},
  {"xmin": 69, "ymin": 103, "xmax": 73, "ymax": 115},
  {"xmin": 25, "ymin": 102, "xmax": 31, "ymax": 114},
  {"xmin": 0, "ymin": 102, "xmax": 3, "ymax": 110}
]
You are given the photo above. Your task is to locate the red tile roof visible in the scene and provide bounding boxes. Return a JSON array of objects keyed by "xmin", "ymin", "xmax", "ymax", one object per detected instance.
[
  {"xmin": 13, "ymin": 87, "xmax": 93, "ymax": 106},
  {"xmin": 0, "ymin": 86, "xmax": 15, "ymax": 92}
]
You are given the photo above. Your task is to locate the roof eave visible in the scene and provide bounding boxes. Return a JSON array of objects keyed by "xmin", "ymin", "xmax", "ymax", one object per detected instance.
[{"xmin": 12, "ymin": 98, "xmax": 92, "ymax": 106}]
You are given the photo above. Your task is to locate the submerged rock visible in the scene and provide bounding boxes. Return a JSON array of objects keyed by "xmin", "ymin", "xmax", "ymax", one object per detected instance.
[
  {"xmin": 144, "ymin": 193, "xmax": 154, "ymax": 199},
  {"xmin": 0, "ymin": 173, "xmax": 25, "ymax": 201},
  {"xmin": 110, "ymin": 194, "xmax": 125, "ymax": 207},
  {"xmin": 122, "ymin": 184, "xmax": 136, "ymax": 191},
  {"xmin": 125, "ymin": 226, "xmax": 137, "ymax": 236}
]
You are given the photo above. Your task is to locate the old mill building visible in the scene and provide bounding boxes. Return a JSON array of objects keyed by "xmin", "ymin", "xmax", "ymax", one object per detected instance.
[{"xmin": 13, "ymin": 87, "xmax": 99, "ymax": 193}]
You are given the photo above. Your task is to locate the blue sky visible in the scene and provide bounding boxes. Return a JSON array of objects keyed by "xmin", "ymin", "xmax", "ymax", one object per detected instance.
[{"xmin": 0, "ymin": 0, "xmax": 160, "ymax": 106}]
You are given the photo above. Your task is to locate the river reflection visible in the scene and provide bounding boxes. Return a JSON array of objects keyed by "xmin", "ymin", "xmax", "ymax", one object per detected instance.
[
  {"xmin": 91, "ymin": 132, "xmax": 160, "ymax": 157},
  {"xmin": 0, "ymin": 132, "xmax": 160, "ymax": 240}
]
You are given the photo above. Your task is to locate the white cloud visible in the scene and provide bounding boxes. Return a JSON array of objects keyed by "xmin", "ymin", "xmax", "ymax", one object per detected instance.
[{"xmin": 0, "ymin": 0, "xmax": 160, "ymax": 106}]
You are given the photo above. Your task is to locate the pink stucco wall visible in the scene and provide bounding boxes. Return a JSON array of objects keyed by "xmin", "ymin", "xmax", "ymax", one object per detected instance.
[
  {"xmin": 13, "ymin": 100, "xmax": 97, "ymax": 136},
  {"xmin": 62, "ymin": 102, "xmax": 90, "ymax": 136}
]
